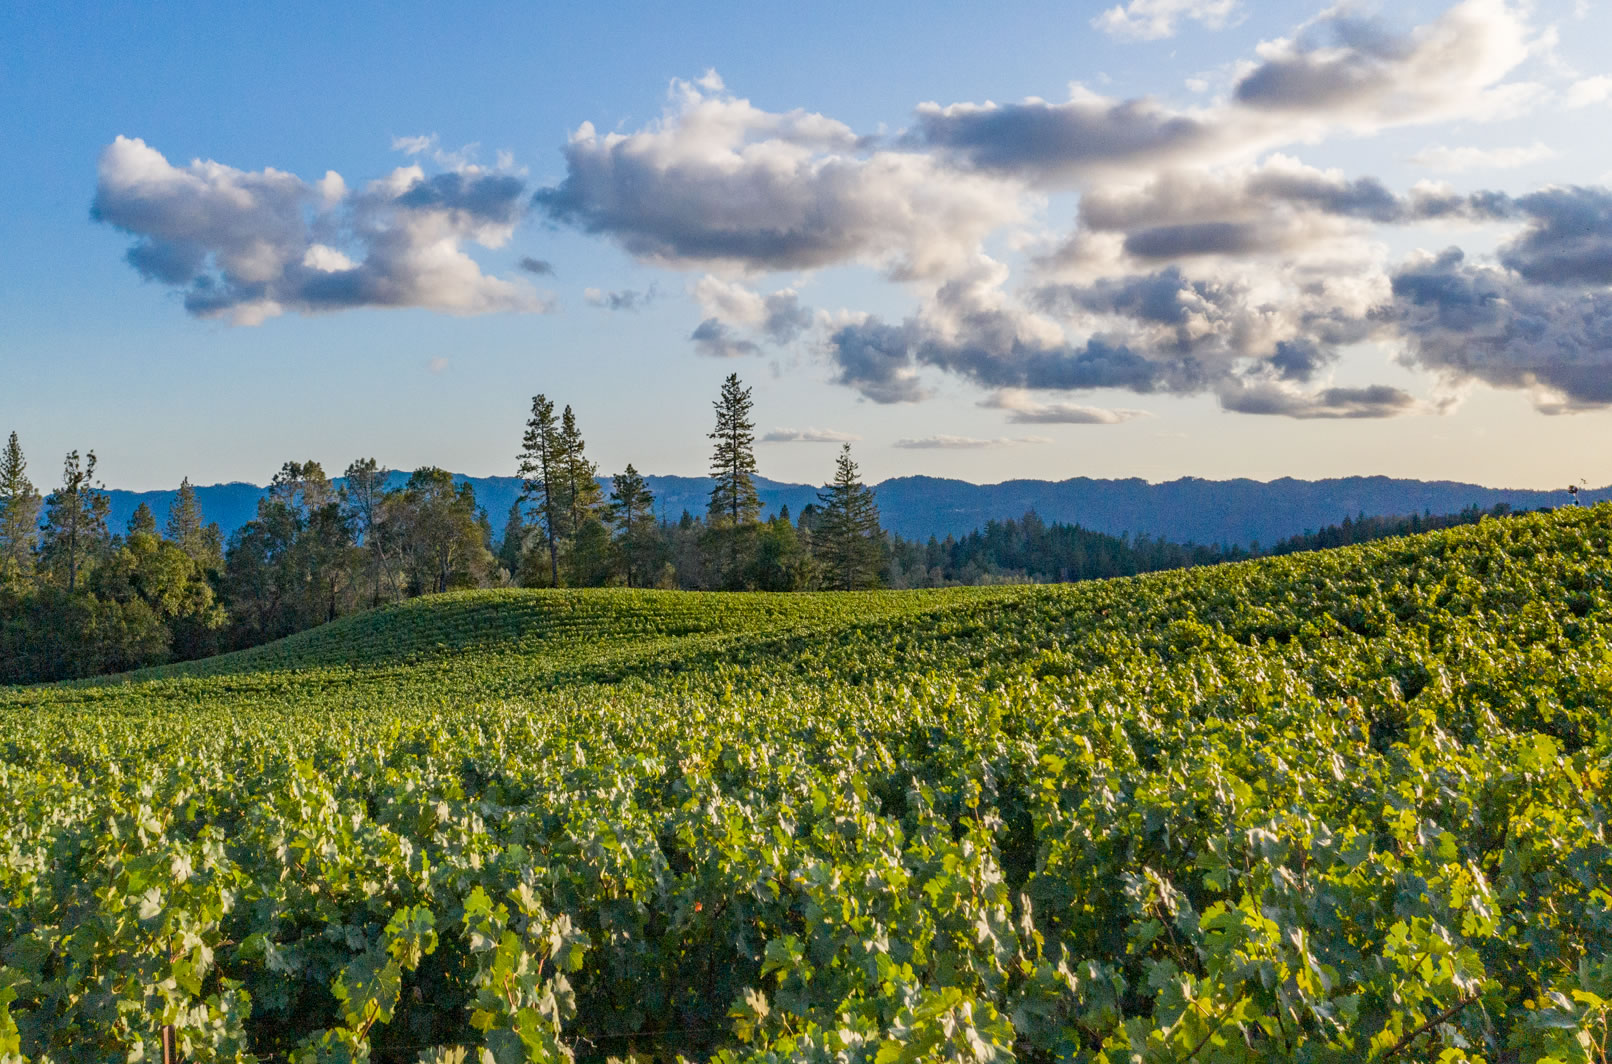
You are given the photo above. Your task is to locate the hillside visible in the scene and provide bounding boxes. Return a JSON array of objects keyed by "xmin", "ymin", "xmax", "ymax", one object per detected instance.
[
  {"xmin": 102, "ymin": 471, "xmax": 1609, "ymax": 549},
  {"xmin": 2, "ymin": 507, "xmax": 1609, "ymax": 1060}
]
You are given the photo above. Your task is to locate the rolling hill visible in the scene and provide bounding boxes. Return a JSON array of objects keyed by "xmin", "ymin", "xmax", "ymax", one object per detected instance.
[{"xmin": 2, "ymin": 506, "xmax": 1609, "ymax": 1059}]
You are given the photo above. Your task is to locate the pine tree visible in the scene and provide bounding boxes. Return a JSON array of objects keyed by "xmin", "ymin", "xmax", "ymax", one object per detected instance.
[
  {"xmin": 559, "ymin": 405, "xmax": 604, "ymax": 532},
  {"xmin": 497, "ymin": 501, "xmax": 527, "ymax": 580},
  {"xmin": 517, "ymin": 394, "xmax": 564, "ymax": 586},
  {"xmin": 0, "ymin": 431, "xmax": 42, "ymax": 581},
  {"xmin": 707, "ymin": 373, "xmax": 760, "ymax": 527},
  {"xmin": 41, "ymin": 449, "xmax": 110, "ymax": 592},
  {"xmin": 127, "ymin": 502, "xmax": 157, "ymax": 537},
  {"xmin": 815, "ymin": 443, "xmax": 883, "ymax": 590},
  {"xmin": 608, "ymin": 463, "xmax": 657, "ymax": 587},
  {"xmin": 164, "ymin": 477, "xmax": 207, "ymax": 557}
]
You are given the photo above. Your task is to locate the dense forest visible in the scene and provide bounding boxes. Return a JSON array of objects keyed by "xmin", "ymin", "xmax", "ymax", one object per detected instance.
[{"xmin": 0, "ymin": 372, "xmax": 1539, "ymax": 684}]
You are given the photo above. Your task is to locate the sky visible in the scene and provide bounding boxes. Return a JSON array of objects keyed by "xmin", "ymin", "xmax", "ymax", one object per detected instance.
[{"xmin": 3, "ymin": 0, "xmax": 1611, "ymax": 492}]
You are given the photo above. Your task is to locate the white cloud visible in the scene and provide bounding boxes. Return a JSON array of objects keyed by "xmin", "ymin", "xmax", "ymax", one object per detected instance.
[
  {"xmin": 93, "ymin": 136, "xmax": 550, "ymax": 324},
  {"xmin": 760, "ymin": 427, "xmax": 862, "ymax": 443},
  {"xmin": 536, "ymin": 77, "xmax": 1026, "ymax": 279},
  {"xmin": 1566, "ymin": 75, "xmax": 1612, "ymax": 107},
  {"xmin": 1093, "ymin": 0, "xmax": 1241, "ymax": 41},
  {"xmin": 1409, "ymin": 141, "xmax": 1556, "ymax": 171},
  {"xmin": 893, "ymin": 434, "xmax": 1053, "ymax": 449},
  {"xmin": 981, "ymin": 389, "xmax": 1150, "ymax": 424}
]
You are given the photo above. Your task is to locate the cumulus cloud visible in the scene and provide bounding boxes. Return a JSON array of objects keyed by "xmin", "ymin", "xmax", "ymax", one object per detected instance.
[
  {"xmin": 1566, "ymin": 75, "xmax": 1612, "ymax": 108},
  {"xmin": 1390, "ymin": 247, "xmax": 1612, "ymax": 410},
  {"xmin": 1093, "ymin": 0, "xmax": 1241, "ymax": 41},
  {"xmin": 1410, "ymin": 142, "xmax": 1556, "ymax": 171},
  {"xmin": 823, "ymin": 253, "xmax": 1406, "ymax": 418},
  {"xmin": 536, "ymin": 77, "xmax": 1024, "ymax": 279},
  {"xmin": 92, "ymin": 136, "xmax": 549, "ymax": 324},
  {"xmin": 690, "ymin": 317, "xmax": 760, "ymax": 358},
  {"xmin": 760, "ymin": 427, "xmax": 862, "ymax": 443},
  {"xmin": 693, "ymin": 275, "xmax": 813, "ymax": 343},
  {"xmin": 981, "ymin": 389, "xmax": 1150, "ymax": 423},
  {"xmin": 1231, "ymin": 0, "xmax": 1538, "ymax": 129},
  {"xmin": 917, "ymin": 1, "xmax": 1537, "ymax": 186},
  {"xmin": 585, "ymin": 284, "xmax": 657, "ymax": 310},
  {"xmin": 893, "ymin": 434, "xmax": 1052, "ymax": 449},
  {"xmin": 913, "ymin": 87, "xmax": 1217, "ymax": 184},
  {"xmin": 1216, "ymin": 381, "xmax": 1423, "ymax": 418},
  {"xmin": 1497, "ymin": 186, "xmax": 1612, "ymax": 286}
]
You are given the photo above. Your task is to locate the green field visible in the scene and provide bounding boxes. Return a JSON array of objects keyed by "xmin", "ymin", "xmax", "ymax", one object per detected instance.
[{"xmin": 3, "ymin": 507, "xmax": 1610, "ymax": 1062}]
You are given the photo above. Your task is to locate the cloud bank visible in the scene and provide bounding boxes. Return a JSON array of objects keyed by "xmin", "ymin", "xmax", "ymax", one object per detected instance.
[{"xmin": 95, "ymin": 1, "xmax": 1612, "ymax": 421}]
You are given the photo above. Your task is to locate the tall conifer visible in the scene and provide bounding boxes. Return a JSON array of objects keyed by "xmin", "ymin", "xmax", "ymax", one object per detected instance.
[
  {"xmin": 0, "ymin": 431, "xmax": 42, "ymax": 580},
  {"xmin": 559, "ymin": 405, "xmax": 603, "ymax": 531},
  {"xmin": 517, "ymin": 394, "xmax": 564, "ymax": 586},
  {"xmin": 707, "ymin": 373, "xmax": 760, "ymax": 527},
  {"xmin": 608, "ymin": 463, "xmax": 656, "ymax": 587},
  {"xmin": 497, "ymin": 501, "xmax": 527, "ymax": 580},
  {"xmin": 816, "ymin": 443, "xmax": 883, "ymax": 590},
  {"xmin": 41, "ymin": 449, "xmax": 110, "ymax": 592},
  {"xmin": 165, "ymin": 477, "xmax": 205, "ymax": 554}
]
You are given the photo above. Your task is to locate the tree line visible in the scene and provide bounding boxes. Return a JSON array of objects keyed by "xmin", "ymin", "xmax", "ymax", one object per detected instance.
[
  {"xmin": 0, "ymin": 374, "xmax": 885, "ymax": 683},
  {"xmin": 0, "ymin": 372, "xmax": 1542, "ymax": 684}
]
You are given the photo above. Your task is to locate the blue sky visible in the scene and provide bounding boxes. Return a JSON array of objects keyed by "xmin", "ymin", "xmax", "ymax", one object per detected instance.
[{"xmin": 3, "ymin": 0, "xmax": 1611, "ymax": 491}]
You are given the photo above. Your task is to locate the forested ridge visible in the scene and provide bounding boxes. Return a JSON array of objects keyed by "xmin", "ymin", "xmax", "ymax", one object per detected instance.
[{"xmin": 0, "ymin": 373, "xmax": 1551, "ymax": 684}]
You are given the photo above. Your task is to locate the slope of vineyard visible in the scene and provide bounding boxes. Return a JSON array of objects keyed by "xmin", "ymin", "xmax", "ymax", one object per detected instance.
[{"xmin": 2, "ymin": 506, "xmax": 1610, "ymax": 1062}]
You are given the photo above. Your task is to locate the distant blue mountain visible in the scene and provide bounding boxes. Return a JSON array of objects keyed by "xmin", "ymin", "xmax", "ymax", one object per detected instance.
[{"xmin": 102, "ymin": 472, "xmax": 1606, "ymax": 550}]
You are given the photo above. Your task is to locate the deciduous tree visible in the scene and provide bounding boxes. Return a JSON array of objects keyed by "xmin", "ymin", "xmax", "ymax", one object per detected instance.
[{"xmin": 342, "ymin": 458, "xmax": 394, "ymax": 606}]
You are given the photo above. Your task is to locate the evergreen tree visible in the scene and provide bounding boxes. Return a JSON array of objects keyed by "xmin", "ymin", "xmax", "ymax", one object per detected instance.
[
  {"xmin": 707, "ymin": 374, "xmax": 761, "ymax": 527},
  {"xmin": 557, "ymin": 405, "xmax": 609, "ymax": 585},
  {"xmin": 517, "ymin": 394, "xmax": 564, "ymax": 586},
  {"xmin": 41, "ymin": 450, "xmax": 110, "ymax": 592},
  {"xmin": 0, "ymin": 431, "xmax": 42, "ymax": 581},
  {"xmin": 815, "ymin": 443, "xmax": 883, "ymax": 590},
  {"xmin": 127, "ymin": 502, "xmax": 158, "ymax": 537},
  {"xmin": 496, "ymin": 501, "xmax": 527, "ymax": 580},
  {"xmin": 558, "ymin": 405, "xmax": 604, "ymax": 532},
  {"xmin": 164, "ymin": 477, "xmax": 210, "ymax": 561},
  {"xmin": 608, "ymin": 463, "xmax": 657, "ymax": 587}
]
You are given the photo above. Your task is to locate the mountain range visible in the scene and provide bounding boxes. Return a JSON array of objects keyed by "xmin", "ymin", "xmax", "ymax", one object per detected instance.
[{"xmin": 100, "ymin": 472, "xmax": 1608, "ymax": 550}]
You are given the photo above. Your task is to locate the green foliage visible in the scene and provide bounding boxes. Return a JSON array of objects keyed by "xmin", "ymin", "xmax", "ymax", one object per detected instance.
[
  {"xmin": 0, "ymin": 432, "xmax": 41, "ymax": 584},
  {"xmin": 814, "ymin": 443, "xmax": 883, "ymax": 590},
  {"xmin": 707, "ymin": 374, "xmax": 760, "ymax": 531},
  {"xmin": 3, "ymin": 505, "xmax": 1611, "ymax": 1061},
  {"xmin": 40, "ymin": 448, "xmax": 110, "ymax": 592},
  {"xmin": 519, "ymin": 394, "xmax": 565, "ymax": 588},
  {"xmin": 607, "ymin": 464, "xmax": 657, "ymax": 589},
  {"xmin": 387, "ymin": 468, "xmax": 492, "ymax": 596}
]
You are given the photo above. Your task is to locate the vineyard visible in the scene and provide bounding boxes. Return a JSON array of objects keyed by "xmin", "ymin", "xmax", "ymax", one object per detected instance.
[{"xmin": 2, "ymin": 505, "xmax": 1610, "ymax": 1062}]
